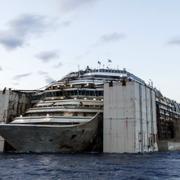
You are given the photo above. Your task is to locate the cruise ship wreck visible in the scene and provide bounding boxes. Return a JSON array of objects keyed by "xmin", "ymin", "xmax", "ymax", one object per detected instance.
[
  {"xmin": 0, "ymin": 67, "xmax": 144, "ymax": 153},
  {"xmin": 0, "ymin": 66, "xmax": 180, "ymax": 153}
]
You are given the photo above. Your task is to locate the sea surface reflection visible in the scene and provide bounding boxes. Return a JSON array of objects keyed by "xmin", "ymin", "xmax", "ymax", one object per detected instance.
[{"xmin": 0, "ymin": 152, "xmax": 180, "ymax": 179}]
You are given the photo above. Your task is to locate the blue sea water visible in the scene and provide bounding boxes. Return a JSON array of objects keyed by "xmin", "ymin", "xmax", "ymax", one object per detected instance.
[{"xmin": 0, "ymin": 152, "xmax": 180, "ymax": 180}]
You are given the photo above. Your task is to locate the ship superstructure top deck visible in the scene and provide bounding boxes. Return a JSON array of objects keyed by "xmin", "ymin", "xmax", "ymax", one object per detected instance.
[{"xmin": 11, "ymin": 67, "xmax": 146, "ymax": 125}]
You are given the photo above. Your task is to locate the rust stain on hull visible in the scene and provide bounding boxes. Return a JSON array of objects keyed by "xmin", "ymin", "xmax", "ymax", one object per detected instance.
[{"xmin": 0, "ymin": 113, "xmax": 103, "ymax": 153}]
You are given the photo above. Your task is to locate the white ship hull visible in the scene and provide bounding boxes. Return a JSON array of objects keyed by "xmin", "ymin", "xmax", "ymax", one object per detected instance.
[{"xmin": 0, "ymin": 113, "xmax": 103, "ymax": 153}]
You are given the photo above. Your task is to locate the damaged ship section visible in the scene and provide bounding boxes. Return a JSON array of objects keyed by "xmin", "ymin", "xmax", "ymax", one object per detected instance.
[
  {"xmin": 0, "ymin": 89, "xmax": 36, "ymax": 151},
  {"xmin": 156, "ymin": 92, "xmax": 180, "ymax": 151},
  {"xmin": 0, "ymin": 113, "xmax": 103, "ymax": 153},
  {"xmin": 0, "ymin": 67, "xmax": 179, "ymax": 153}
]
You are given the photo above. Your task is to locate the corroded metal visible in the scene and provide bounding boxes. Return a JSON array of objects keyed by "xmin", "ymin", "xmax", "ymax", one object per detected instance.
[{"xmin": 0, "ymin": 113, "xmax": 103, "ymax": 153}]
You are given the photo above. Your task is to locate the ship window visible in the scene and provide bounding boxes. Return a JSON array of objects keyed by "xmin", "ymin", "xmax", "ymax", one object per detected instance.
[
  {"xmin": 93, "ymin": 91, "xmax": 95, "ymax": 96},
  {"xmin": 79, "ymin": 91, "xmax": 82, "ymax": 95},
  {"xmin": 95, "ymin": 91, "xmax": 98, "ymax": 96},
  {"xmin": 67, "ymin": 91, "xmax": 70, "ymax": 96},
  {"xmin": 97, "ymin": 91, "xmax": 102, "ymax": 96},
  {"xmin": 31, "ymin": 95, "xmax": 41, "ymax": 100},
  {"xmin": 74, "ymin": 90, "xmax": 77, "ymax": 95},
  {"xmin": 57, "ymin": 91, "xmax": 62, "ymax": 96},
  {"xmin": 86, "ymin": 91, "xmax": 90, "ymax": 96},
  {"xmin": 82, "ymin": 91, "xmax": 85, "ymax": 95}
]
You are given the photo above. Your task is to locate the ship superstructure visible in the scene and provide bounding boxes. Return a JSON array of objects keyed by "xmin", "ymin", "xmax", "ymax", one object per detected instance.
[{"xmin": 12, "ymin": 67, "xmax": 144, "ymax": 125}]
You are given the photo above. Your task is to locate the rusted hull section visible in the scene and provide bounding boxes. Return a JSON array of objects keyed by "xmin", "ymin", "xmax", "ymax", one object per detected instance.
[{"xmin": 0, "ymin": 113, "xmax": 102, "ymax": 153}]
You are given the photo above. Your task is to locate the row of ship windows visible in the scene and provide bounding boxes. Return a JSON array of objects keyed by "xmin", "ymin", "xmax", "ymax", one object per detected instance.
[
  {"xmin": 27, "ymin": 112, "xmax": 95, "ymax": 116},
  {"xmin": 32, "ymin": 90, "xmax": 104, "ymax": 100},
  {"xmin": 83, "ymin": 75, "xmax": 121, "ymax": 79},
  {"xmin": 45, "ymin": 90, "xmax": 104, "ymax": 97},
  {"xmin": 36, "ymin": 104, "xmax": 102, "ymax": 108},
  {"xmin": 88, "ymin": 69, "xmax": 125, "ymax": 73}
]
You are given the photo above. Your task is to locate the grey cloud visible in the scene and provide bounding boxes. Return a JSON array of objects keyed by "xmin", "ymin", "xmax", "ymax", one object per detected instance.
[
  {"xmin": 0, "ymin": 33, "xmax": 24, "ymax": 50},
  {"xmin": 59, "ymin": 0, "xmax": 99, "ymax": 12},
  {"xmin": 0, "ymin": 14, "xmax": 50, "ymax": 50},
  {"xmin": 167, "ymin": 38, "xmax": 180, "ymax": 45},
  {"xmin": 36, "ymin": 51, "xmax": 59, "ymax": 63},
  {"xmin": 99, "ymin": 32, "xmax": 126, "ymax": 44},
  {"xmin": 9, "ymin": 14, "xmax": 47, "ymax": 34},
  {"xmin": 13, "ymin": 73, "xmax": 32, "ymax": 80},
  {"xmin": 0, "ymin": 66, "xmax": 2, "ymax": 71},
  {"xmin": 45, "ymin": 76, "xmax": 55, "ymax": 84}
]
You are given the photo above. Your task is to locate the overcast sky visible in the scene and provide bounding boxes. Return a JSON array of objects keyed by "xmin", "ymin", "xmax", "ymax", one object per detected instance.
[{"xmin": 0, "ymin": 0, "xmax": 180, "ymax": 101}]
